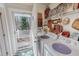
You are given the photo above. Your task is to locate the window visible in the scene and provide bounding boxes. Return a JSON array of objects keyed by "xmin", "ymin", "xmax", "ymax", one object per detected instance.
[{"xmin": 15, "ymin": 13, "xmax": 31, "ymax": 31}]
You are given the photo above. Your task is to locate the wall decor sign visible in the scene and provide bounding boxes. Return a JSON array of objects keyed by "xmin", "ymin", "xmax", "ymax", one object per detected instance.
[
  {"xmin": 52, "ymin": 18, "xmax": 62, "ymax": 24},
  {"xmin": 53, "ymin": 24, "xmax": 63, "ymax": 34}
]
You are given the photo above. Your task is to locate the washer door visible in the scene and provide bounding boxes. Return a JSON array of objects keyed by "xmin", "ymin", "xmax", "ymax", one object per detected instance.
[{"xmin": 52, "ymin": 43, "xmax": 71, "ymax": 54}]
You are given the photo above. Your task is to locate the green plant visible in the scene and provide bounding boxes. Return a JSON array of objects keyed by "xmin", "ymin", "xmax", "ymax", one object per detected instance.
[{"xmin": 20, "ymin": 16, "xmax": 29, "ymax": 30}]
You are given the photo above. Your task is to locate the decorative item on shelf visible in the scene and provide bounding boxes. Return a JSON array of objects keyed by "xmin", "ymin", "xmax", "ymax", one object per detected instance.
[
  {"xmin": 43, "ymin": 26, "xmax": 49, "ymax": 37},
  {"xmin": 52, "ymin": 20, "xmax": 58, "ymax": 24},
  {"xmin": 43, "ymin": 26, "xmax": 48, "ymax": 33},
  {"xmin": 48, "ymin": 20, "xmax": 52, "ymax": 28},
  {"xmin": 52, "ymin": 24, "xmax": 54, "ymax": 29},
  {"xmin": 53, "ymin": 24, "xmax": 63, "ymax": 34},
  {"xmin": 52, "ymin": 24, "xmax": 63, "ymax": 40},
  {"xmin": 62, "ymin": 18, "xmax": 70, "ymax": 25},
  {"xmin": 57, "ymin": 18, "xmax": 62, "ymax": 23},
  {"xmin": 44, "ymin": 6, "xmax": 50, "ymax": 19},
  {"xmin": 72, "ymin": 18, "xmax": 79, "ymax": 30},
  {"xmin": 52, "ymin": 18, "xmax": 62, "ymax": 24},
  {"xmin": 49, "ymin": 3, "xmax": 73, "ymax": 17},
  {"xmin": 62, "ymin": 31, "xmax": 70, "ymax": 38}
]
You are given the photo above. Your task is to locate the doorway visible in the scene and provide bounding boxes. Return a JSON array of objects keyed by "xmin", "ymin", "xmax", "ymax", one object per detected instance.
[{"xmin": 10, "ymin": 11, "xmax": 34, "ymax": 56}]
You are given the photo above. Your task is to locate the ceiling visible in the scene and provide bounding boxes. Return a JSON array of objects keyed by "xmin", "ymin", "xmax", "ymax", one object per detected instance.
[
  {"xmin": 41, "ymin": 3, "xmax": 60, "ymax": 9},
  {"xmin": 49, "ymin": 3, "xmax": 60, "ymax": 9}
]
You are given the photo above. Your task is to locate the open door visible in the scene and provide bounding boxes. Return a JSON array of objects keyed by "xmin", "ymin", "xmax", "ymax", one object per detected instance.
[
  {"xmin": 9, "ymin": 8, "xmax": 35, "ymax": 56},
  {"xmin": 8, "ymin": 4, "xmax": 38, "ymax": 56}
]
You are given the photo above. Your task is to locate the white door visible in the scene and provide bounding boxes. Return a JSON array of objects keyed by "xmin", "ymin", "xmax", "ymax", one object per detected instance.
[
  {"xmin": 9, "ymin": 9, "xmax": 33, "ymax": 55},
  {"xmin": 0, "ymin": 14, "xmax": 6, "ymax": 56},
  {"xmin": 8, "ymin": 5, "xmax": 37, "ymax": 55},
  {"xmin": 13, "ymin": 13, "xmax": 32, "ymax": 50}
]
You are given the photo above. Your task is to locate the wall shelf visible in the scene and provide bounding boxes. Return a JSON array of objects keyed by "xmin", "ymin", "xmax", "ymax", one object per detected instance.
[{"xmin": 49, "ymin": 9, "xmax": 79, "ymax": 19}]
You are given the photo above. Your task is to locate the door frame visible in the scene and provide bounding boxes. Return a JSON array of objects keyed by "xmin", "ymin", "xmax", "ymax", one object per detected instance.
[
  {"xmin": 0, "ymin": 6, "xmax": 16, "ymax": 56},
  {"xmin": 8, "ymin": 8, "xmax": 32, "ymax": 55},
  {"xmin": 0, "ymin": 9, "xmax": 7, "ymax": 56}
]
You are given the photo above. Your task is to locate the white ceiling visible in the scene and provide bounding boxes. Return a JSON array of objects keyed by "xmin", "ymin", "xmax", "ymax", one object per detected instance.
[{"xmin": 49, "ymin": 3, "xmax": 60, "ymax": 9}]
